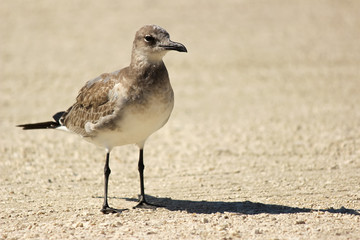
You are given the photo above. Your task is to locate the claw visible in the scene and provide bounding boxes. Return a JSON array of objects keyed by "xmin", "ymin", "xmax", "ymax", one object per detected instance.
[
  {"xmin": 133, "ymin": 199, "xmax": 163, "ymax": 209},
  {"xmin": 101, "ymin": 206, "xmax": 128, "ymax": 214}
]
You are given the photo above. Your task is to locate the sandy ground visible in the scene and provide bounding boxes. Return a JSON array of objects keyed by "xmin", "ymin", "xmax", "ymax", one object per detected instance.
[{"xmin": 1, "ymin": 0, "xmax": 360, "ymax": 239}]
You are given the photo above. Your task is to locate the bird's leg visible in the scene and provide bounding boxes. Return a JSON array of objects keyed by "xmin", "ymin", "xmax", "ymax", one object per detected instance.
[
  {"xmin": 101, "ymin": 152, "xmax": 112, "ymax": 212},
  {"xmin": 101, "ymin": 152, "xmax": 127, "ymax": 214},
  {"xmin": 133, "ymin": 148, "xmax": 162, "ymax": 209}
]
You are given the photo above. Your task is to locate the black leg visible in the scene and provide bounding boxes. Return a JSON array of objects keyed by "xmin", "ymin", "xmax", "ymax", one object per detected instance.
[
  {"xmin": 100, "ymin": 152, "xmax": 127, "ymax": 214},
  {"xmin": 133, "ymin": 148, "xmax": 162, "ymax": 209},
  {"xmin": 138, "ymin": 149, "xmax": 146, "ymax": 202}
]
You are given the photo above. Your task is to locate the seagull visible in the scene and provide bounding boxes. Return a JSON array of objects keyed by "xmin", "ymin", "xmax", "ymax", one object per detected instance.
[{"xmin": 17, "ymin": 24, "xmax": 187, "ymax": 214}]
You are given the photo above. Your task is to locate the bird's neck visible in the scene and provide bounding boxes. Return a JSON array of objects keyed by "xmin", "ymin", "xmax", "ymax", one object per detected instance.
[
  {"xmin": 130, "ymin": 47, "xmax": 167, "ymax": 69},
  {"xmin": 122, "ymin": 57, "xmax": 169, "ymax": 100},
  {"xmin": 129, "ymin": 54, "xmax": 167, "ymax": 83}
]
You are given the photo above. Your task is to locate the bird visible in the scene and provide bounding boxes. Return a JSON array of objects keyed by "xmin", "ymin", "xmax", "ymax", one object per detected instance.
[{"xmin": 17, "ymin": 24, "xmax": 187, "ymax": 214}]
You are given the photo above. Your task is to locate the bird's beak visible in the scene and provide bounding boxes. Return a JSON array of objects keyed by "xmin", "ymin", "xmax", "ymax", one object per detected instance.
[{"xmin": 160, "ymin": 40, "xmax": 188, "ymax": 53}]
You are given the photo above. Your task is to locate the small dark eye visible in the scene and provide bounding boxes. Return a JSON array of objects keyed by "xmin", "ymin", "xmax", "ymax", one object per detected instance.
[{"xmin": 144, "ymin": 35, "xmax": 155, "ymax": 42}]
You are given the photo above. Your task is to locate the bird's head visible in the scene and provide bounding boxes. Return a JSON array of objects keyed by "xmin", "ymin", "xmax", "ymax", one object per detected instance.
[{"xmin": 131, "ymin": 25, "xmax": 187, "ymax": 64}]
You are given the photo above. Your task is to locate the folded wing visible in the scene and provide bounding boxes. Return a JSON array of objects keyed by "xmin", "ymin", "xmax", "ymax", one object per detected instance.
[{"xmin": 61, "ymin": 71, "xmax": 122, "ymax": 137}]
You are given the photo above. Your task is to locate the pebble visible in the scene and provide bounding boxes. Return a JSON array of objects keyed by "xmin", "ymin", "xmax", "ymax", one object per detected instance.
[
  {"xmin": 111, "ymin": 221, "xmax": 122, "ymax": 227},
  {"xmin": 76, "ymin": 222, "xmax": 83, "ymax": 228}
]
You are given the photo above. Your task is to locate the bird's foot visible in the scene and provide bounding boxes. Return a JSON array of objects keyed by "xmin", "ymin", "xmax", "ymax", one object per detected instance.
[
  {"xmin": 101, "ymin": 205, "xmax": 128, "ymax": 214},
  {"xmin": 133, "ymin": 199, "xmax": 163, "ymax": 209}
]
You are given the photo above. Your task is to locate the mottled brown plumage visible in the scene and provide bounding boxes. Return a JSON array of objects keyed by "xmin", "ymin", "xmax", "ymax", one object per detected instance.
[{"xmin": 61, "ymin": 75, "xmax": 118, "ymax": 136}]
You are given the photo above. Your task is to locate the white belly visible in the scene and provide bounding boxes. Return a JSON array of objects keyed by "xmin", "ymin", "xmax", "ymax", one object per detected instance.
[{"xmin": 88, "ymin": 97, "xmax": 174, "ymax": 150}]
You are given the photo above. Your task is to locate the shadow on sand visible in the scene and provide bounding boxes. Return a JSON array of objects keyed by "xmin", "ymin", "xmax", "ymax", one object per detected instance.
[{"xmin": 122, "ymin": 195, "xmax": 360, "ymax": 215}]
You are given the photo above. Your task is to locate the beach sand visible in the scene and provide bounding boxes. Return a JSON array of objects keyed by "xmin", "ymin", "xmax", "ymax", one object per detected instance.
[{"xmin": 1, "ymin": 1, "xmax": 360, "ymax": 239}]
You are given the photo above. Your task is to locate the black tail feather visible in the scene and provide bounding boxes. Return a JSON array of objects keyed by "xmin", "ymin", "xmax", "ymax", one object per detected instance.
[
  {"xmin": 17, "ymin": 111, "xmax": 65, "ymax": 130},
  {"xmin": 53, "ymin": 111, "xmax": 65, "ymax": 123},
  {"xmin": 17, "ymin": 121, "xmax": 60, "ymax": 130}
]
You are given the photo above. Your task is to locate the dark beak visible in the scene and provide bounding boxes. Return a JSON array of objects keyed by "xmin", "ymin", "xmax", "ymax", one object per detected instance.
[{"xmin": 160, "ymin": 40, "xmax": 187, "ymax": 53}]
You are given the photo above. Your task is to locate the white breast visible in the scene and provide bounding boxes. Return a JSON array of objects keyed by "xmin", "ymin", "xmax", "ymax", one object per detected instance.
[{"xmin": 87, "ymin": 95, "xmax": 174, "ymax": 150}]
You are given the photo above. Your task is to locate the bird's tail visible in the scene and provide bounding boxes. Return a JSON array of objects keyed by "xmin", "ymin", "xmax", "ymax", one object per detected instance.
[
  {"xmin": 17, "ymin": 121, "xmax": 60, "ymax": 130},
  {"xmin": 17, "ymin": 111, "xmax": 65, "ymax": 130}
]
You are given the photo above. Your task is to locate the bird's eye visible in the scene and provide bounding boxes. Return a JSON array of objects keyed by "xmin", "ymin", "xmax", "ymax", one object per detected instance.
[{"xmin": 144, "ymin": 35, "xmax": 155, "ymax": 42}]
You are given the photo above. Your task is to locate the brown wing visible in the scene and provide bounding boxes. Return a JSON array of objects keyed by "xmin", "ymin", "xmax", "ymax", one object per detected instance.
[{"xmin": 61, "ymin": 71, "xmax": 121, "ymax": 137}]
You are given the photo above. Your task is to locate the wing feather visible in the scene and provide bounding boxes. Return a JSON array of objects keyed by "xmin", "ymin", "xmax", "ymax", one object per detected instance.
[{"xmin": 61, "ymin": 71, "xmax": 122, "ymax": 137}]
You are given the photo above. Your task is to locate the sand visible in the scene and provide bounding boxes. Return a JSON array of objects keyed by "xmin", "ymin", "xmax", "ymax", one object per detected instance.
[{"xmin": 1, "ymin": 0, "xmax": 360, "ymax": 239}]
